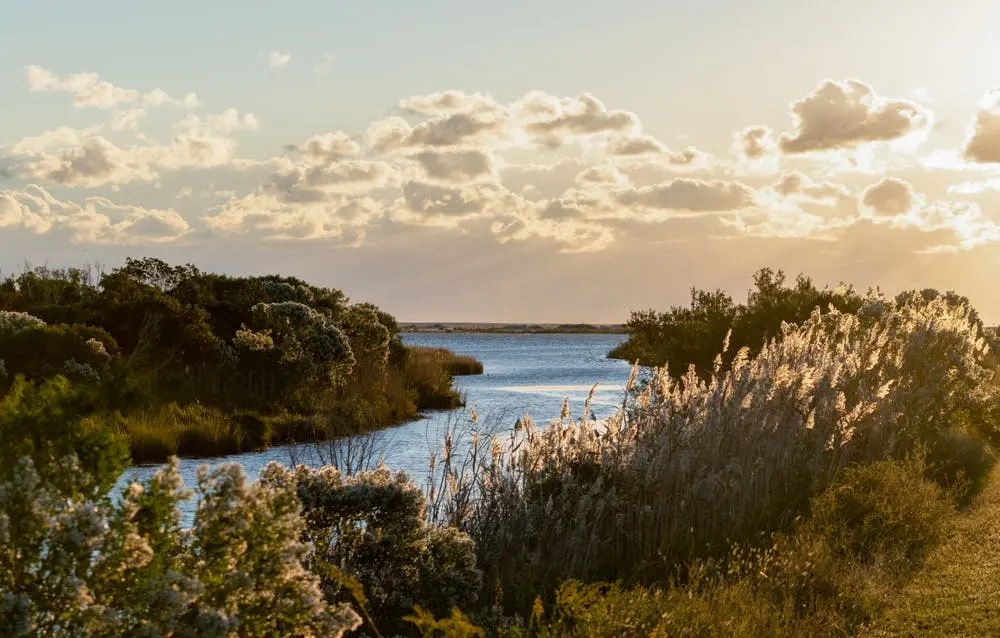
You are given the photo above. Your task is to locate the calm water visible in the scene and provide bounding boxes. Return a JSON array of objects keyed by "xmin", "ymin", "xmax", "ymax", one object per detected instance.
[{"xmin": 117, "ymin": 333, "xmax": 629, "ymax": 521}]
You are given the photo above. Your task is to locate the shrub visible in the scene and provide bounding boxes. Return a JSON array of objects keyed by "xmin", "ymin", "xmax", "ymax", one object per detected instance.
[
  {"xmin": 0, "ymin": 459, "xmax": 362, "ymax": 636},
  {"xmin": 807, "ymin": 458, "xmax": 953, "ymax": 566},
  {"xmin": 609, "ymin": 268, "xmax": 863, "ymax": 377},
  {"xmin": 0, "ymin": 323, "xmax": 117, "ymax": 385},
  {"xmin": 0, "ymin": 376, "xmax": 128, "ymax": 497},
  {"xmin": 232, "ymin": 412, "xmax": 272, "ymax": 449},
  {"xmin": 259, "ymin": 463, "xmax": 483, "ymax": 635},
  {"xmin": 923, "ymin": 429, "xmax": 996, "ymax": 506}
]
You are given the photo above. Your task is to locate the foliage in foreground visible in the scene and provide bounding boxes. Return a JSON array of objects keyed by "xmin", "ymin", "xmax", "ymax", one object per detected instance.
[{"xmin": 0, "ymin": 379, "xmax": 482, "ymax": 636}]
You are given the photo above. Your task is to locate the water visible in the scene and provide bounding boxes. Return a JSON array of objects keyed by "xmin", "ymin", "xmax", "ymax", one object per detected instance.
[{"xmin": 117, "ymin": 333, "xmax": 630, "ymax": 522}]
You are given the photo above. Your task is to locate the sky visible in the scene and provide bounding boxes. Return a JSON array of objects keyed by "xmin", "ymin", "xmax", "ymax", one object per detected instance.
[{"xmin": 4, "ymin": 1, "xmax": 1000, "ymax": 323}]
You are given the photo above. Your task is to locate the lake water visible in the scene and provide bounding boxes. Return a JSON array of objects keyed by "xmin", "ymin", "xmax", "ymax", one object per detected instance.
[{"xmin": 117, "ymin": 333, "xmax": 630, "ymax": 521}]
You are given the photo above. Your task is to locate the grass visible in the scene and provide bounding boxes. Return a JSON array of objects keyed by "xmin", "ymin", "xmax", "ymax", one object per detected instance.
[
  {"xmin": 407, "ymin": 345, "xmax": 484, "ymax": 376},
  {"xmin": 864, "ymin": 465, "xmax": 1000, "ymax": 637},
  {"xmin": 500, "ymin": 457, "xmax": 966, "ymax": 637}
]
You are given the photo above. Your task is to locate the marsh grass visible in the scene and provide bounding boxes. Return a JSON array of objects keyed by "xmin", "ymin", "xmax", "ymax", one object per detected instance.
[
  {"xmin": 423, "ymin": 291, "xmax": 995, "ymax": 615},
  {"xmin": 404, "ymin": 346, "xmax": 471, "ymax": 410},
  {"xmin": 512, "ymin": 457, "xmax": 957, "ymax": 637}
]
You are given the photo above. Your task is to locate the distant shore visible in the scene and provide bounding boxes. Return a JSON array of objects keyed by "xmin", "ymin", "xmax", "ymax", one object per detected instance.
[{"xmin": 400, "ymin": 322, "xmax": 626, "ymax": 334}]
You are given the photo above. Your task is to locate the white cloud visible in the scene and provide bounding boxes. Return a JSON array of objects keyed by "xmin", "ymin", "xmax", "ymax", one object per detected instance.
[
  {"xmin": 26, "ymin": 65, "xmax": 198, "ymax": 112},
  {"xmin": 268, "ymin": 51, "xmax": 292, "ymax": 69},
  {"xmin": 0, "ymin": 185, "xmax": 190, "ymax": 244}
]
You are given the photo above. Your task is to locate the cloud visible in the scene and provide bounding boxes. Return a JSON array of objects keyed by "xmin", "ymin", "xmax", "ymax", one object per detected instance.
[
  {"xmin": 576, "ymin": 165, "xmax": 628, "ymax": 187},
  {"xmin": 861, "ymin": 177, "xmax": 914, "ymax": 216},
  {"xmin": 15, "ymin": 108, "xmax": 260, "ymax": 187},
  {"xmin": 730, "ymin": 176, "xmax": 1000, "ymax": 252},
  {"xmin": 0, "ymin": 185, "xmax": 189, "ymax": 244},
  {"xmin": 145, "ymin": 88, "xmax": 199, "ymax": 108},
  {"xmin": 267, "ymin": 160, "xmax": 397, "ymax": 202},
  {"xmin": 206, "ymin": 192, "xmax": 381, "ymax": 242},
  {"xmin": 110, "ymin": 108, "xmax": 147, "ymax": 131},
  {"xmin": 606, "ymin": 135, "xmax": 666, "ymax": 156},
  {"xmin": 366, "ymin": 110, "xmax": 511, "ymax": 153},
  {"xmin": 521, "ymin": 93, "xmax": 639, "ymax": 146},
  {"xmin": 737, "ymin": 125, "xmax": 776, "ymax": 160},
  {"xmin": 962, "ymin": 89, "xmax": 1000, "ymax": 164},
  {"xmin": 26, "ymin": 65, "xmax": 198, "ymax": 111},
  {"xmin": 772, "ymin": 171, "xmax": 850, "ymax": 201},
  {"xmin": 491, "ymin": 214, "xmax": 615, "ymax": 253},
  {"xmin": 293, "ymin": 132, "xmax": 362, "ymax": 164},
  {"xmin": 268, "ymin": 51, "xmax": 292, "ymax": 69},
  {"xmin": 411, "ymin": 149, "xmax": 496, "ymax": 183},
  {"xmin": 778, "ymin": 79, "xmax": 931, "ymax": 154},
  {"xmin": 615, "ymin": 178, "xmax": 755, "ymax": 212},
  {"xmin": 394, "ymin": 180, "xmax": 513, "ymax": 220},
  {"xmin": 397, "ymin": 90, "xmax": 501, "ymax": 117},
  {"xmin": 948, "ymin": 178, "xmax": 1000, "ymax": 194}
]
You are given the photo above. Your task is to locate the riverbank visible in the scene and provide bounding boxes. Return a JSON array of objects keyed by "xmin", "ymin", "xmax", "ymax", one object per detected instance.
[{"xmin": 116, "ymin": 344, "xmax": 483, "ymax": 465}]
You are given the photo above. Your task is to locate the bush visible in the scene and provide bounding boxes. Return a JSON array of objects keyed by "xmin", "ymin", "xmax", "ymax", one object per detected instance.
[
  {"xmin": 259, "ymin": 463, "xmax": 483, "ymax": 635},
  {"xmin": 807, "ymin": 458, "xmax": 953, "ymax": 566},
  {"xmin": 924, "ymin": 429, "xmax": 996, "ymax": 506},
  {"xmin": 0, "ymin": 323, "xmax": 117, "ymax": 385},
  {"xmin": 0, "ymin": 459, "xmax": 362, "ymax": 636}
]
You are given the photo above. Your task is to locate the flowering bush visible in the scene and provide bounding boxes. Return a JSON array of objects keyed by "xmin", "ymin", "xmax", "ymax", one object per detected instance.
[
  {"xmin": 260, "ymin": 462, "xmax": 482, "ymax": 634},
  {"xmin": 0, "ymin": 458, "xmax": 361, "ymax": 637},
  {"xmin": 0, "ymin": 310, "xmax": 46, "ymax": 337},
  {"xmin": 249, "ymin": 301, "xmax": 354, "ymax": 383}
]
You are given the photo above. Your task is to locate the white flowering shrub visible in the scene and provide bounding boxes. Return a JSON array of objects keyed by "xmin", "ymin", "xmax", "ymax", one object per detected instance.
[
  {"xmin": 62, "ymin": 359, "xmax": 101, "ymax": 384},
  {"xmin": 259, "ymin": 462, "xmax": 482, "ymax": 634},
  {"xmin": 232, "ymin": 326, "xmax": 275, "ymax": 352},
  {"xmin": 249, "ymin": 301, "xmax": 354, "ymax": 380},
  {"xmin": 85, "ymin": 337, "xmax": 111, "ymax": 362},
  {"xmin": 457, "ymin": 291, "xmax": 995, "ymax": 608},
  {"xmin": 0, "ymin": 311, "xmax": 45, "ymax": 337},
  {"xmin": 263, "ymin": 280, "xmax": 316, "ymax": 304},
  {"xmin": 0, "ymin": 457, "xmax": 362, "ymax": 637}
]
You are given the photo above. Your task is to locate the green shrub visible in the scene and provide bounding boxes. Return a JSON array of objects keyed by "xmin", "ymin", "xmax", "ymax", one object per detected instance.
[
  {"xmin": 0, "ymin": 323, "xmax": 117, "ymax": 384},
  {"xmin": 923, "ymin": 429, "xmax": 996, "ymax": 506},
  {"xmin": 0, "ymin": 375, "xmax": 128, "ymax": 497},
  {"xmin": 807, "ymin": 458, "xmax": 953, "ymax": 566}
]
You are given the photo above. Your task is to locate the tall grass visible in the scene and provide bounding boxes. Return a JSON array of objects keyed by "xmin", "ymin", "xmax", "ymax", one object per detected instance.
[
  {"xmin": 425, "ymin": 291, "xmax": 994, "ymax": 611},
  {"xmin": 407, "ymin": 346, "xmax": 485, "ymax": 376}
]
